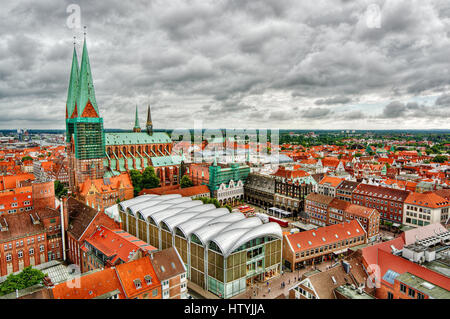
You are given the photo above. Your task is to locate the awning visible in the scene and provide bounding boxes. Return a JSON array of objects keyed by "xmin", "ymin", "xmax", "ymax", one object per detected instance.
[
  {"xmin": 333, "ymin": 248, "xmax": 348, "ymax": 255},
  {"xmin": 392, "ymin": 223, "xmax": 401, "ymax": 227}
]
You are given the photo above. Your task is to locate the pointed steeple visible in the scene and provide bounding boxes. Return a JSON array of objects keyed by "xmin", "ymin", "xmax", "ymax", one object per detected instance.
[
  {"xmin": 66, "ymin": 43, "xmax": 79, "ymax": 119},
  {"xmin": 133, "ymin": 105, "xmax": 141, "ymax": 132},
  {"xmin": 146, "ymin": 104, "xmax": 153, "ymax": 135},
  {"xmin": 77, "ymin": 30, "xmax": 100, "ymax": 118}
]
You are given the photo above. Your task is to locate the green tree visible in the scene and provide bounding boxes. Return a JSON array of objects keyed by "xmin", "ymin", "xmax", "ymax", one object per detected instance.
[
  {"xmin": 129, "ymin": 170, "xmax": 143, "ymax": 196},
  {"xmin": 432, "ymin": 155, "xmax": 448, "ymax": 163},
  {"xmin": 21, "ymin": 156, "xmax": 33, "ymax": 162},
  {"xmin": 180, "ymin": 175, "xmax": 194, "ymax": 188},
  {"xmin": 224, "ymin": 204, "xmax": 232, "ymax": 212},
  {"xmin": 0, "ymin": 267, "xmax": 46, "ymax": 296},
  {"xmin": 142, "ymin": 167, "xmax": 160, "ymax": 189},
  {"xmin": 54, "ymin": 180, "xmax": 67, "ymax": 199}
]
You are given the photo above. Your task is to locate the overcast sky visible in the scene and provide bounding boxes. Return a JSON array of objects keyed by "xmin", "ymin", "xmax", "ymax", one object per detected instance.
[{"xmin": 0, "ymin": 0, "xmax": 449, "ymax": 130}]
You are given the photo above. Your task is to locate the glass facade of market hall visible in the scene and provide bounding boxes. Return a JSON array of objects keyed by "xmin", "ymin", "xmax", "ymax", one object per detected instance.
[
  {"xmin": 119, "ymin": 205, "xmax": 282, "ymax": 298},
  {"xmin": 199, "ymin": 236, "xmax": 282, "ymax": 299}
]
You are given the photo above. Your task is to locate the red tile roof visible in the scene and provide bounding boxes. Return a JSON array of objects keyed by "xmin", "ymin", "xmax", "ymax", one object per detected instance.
[
  {"xmin": 52, "ymin": 268, "xmax": 125, "ymax": 299},
  {"xmin": 319, "ymin": 176, "xmax": 344, "ymax": 187},
  {"xmin": 84, "ymin": 226, "xmax": 157, "ymax": 265},
  {"xmin": 404, "ymin": 192, "xmax": 449, "ymax": 209},
  {"xmin": 377, "ymin": 249, "xmax": 450, "ymax": 290},
  {"xmin": 286, "ymin": 220, "xmax": 366, "ymax": 253},
  {"xmin": 114, "ymin": 256, "xmax": 161, "ymax": 298}
]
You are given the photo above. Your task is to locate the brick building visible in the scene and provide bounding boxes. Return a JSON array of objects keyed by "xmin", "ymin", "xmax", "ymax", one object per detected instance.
[
  {"xmin": 0, "ymin": 207, "xmax": 62, "ymax": 276},
  {"xmin": 283, "ymin": 220, "xmax": 367, "ymax": 271},
  {"xmin": 81, "ymin": 225, "xmax": 157, "ymax": 272},
  {"xmin": 77, "ymin": 174, "xmax": 134, "ymax": 212},
  {"xmin": 305, "ymin": 194, "xmax": 380, "ymax": 241},
  {"xmin": 336, "ymin": 180, "xmax": 360, "ymax": 202},
  {"xmin": 353, "ymin": 183, "xmax": 409, "ymax": 224},
  {"xmin": 62, "ymin": 197, "xmax": 118, "ymax": 273},
  {"xmin": 151, "ymin": 247, "xmax": 187, "ymax": 299}
]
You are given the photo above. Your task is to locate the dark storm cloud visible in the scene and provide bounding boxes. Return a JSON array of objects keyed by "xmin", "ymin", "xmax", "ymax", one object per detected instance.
[
  {"xmin": 301, "ymin": 108, "xmax": 332, "ymax": 119},
  {"xmin": 0, "ymin": 0, "xmax": 449, "ymax": 129},
  {"xmin": 377, "ymin": 99, "xmax": 450, "ymax": 119},
  {"xmin": 314, "ymin": 96, "xmax": 353, "ymax": 105},
  {"xmin": 435, "ymin": 93, "xmax": 450, "ymax": 106},
  {"xmin": 380, "ymin": 101, "xmax": 407, "ymax": 118}
]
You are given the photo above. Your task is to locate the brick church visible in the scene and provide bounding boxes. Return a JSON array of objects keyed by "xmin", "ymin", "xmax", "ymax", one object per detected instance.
[{"xmin": 65, "ymin": 35, "xmax": 183, "ymax": 199}]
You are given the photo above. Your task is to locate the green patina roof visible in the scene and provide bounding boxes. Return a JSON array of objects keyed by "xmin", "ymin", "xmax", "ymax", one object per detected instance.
[
  {"xmin": 77, "ymin": 38, "xmax": 100, "ymax": 117},
  {"xmin": 105, "ymin": 132, "xmax": 172, "ymax": 145},
  {"xmin": 151, "ymin": 156, "xmax": 182, "ymax": 167},
  {"xmin": 134, "ymin": 105, "xmax": 141, "ymax": 129},
  {"xmin": 66, "ymin": 47, "xmax": 79, "ymax": 118}
]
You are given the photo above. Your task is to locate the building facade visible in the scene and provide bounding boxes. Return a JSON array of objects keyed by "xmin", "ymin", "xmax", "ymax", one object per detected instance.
[
  {"xmin": 403, "ymin": 192, "xmax": 449, "ymax": 228},
  {"xmin": 208, "ymin": 161, "xmax": 250, "ymax": 205},
  {"xmin": 243, "ymin": 173, "xmax": 275, "ymax": 210},
  {"xmin": 283, "ymin": 220, "xmax": 367, "ymax": 271},
  {"xmin": 353, "ymin": 184, "xmax": 409, "ymax": 224},
  {"xmin": 117, "ymin": 194, "xmax": 283, "ymax": 298},
  {"xmin": 274, "ymin": 181, "xmax": 313, "ymax": 221}
]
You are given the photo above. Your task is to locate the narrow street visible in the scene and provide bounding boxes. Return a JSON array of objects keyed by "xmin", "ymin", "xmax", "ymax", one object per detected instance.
[{"xmin": 232, "ymin": 259, "xmax": 334, "ymax": 299}]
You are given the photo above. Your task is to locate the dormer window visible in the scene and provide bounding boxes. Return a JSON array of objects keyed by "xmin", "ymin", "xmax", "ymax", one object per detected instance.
[
  {"xmin": 144, "ymin": 275, "xmax": 152, "ymax": 285},
  {"xmin": 134, "ymin": 279, "xmax": 142, "ymax": 289}
]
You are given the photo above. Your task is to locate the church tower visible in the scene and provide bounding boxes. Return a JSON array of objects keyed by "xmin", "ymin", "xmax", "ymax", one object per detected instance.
[
  {"xmin": 133, "ymin": 105, "xmax": 141, "ymax": 132},
  {"xmin": 66, "ymin": 31, "xmax": 106, "ymax": 194},
  {"xmin": 146, "ymin": 104, "xmax": 153, "ymax": 135}
]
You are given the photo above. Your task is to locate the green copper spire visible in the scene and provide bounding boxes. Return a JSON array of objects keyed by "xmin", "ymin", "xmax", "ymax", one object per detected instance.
[
  {"xmin": 134, "ymin": 105, "xmax": 140, "ymax": 129},
  {"xmin": 66, "ymin": 45, "xmax": 79, "ymax": 118},
  {"xmin": 77, "ymin": 34, "xmax": 100, "ymax": 117}
]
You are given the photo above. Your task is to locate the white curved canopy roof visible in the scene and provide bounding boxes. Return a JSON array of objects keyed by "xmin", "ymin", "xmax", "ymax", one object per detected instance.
[
  {"xmin": 163, "ymin": 197, "xmax": 192, "ymax": 205},
  {"xmin": 124, "ymin": 195, "xmax": 282, "ymax": 256},
  {"xmin": 194, "ymin": 208, "xmax": 229, "ymax": 219},
  {"xmin": 191, "ymin": 222, "xmax": 232, "ymax": 246},
  {"xmin": 118, "ymin": 195, "xmax": 157, "ymax": 212},
  {"xmin": 221, "ymin": 217, "xmax": 263, "ymax": 233},
  {"xmin": 147, "ymin": 207, "xmax": 190, "ymax": 225},
  {"xmin": 171, "ymin": 200, "xmax": 202, "ymax": 208},
  {"xmin": 127, "ymin": 198, "xmax": 166, "ymax": 217},
  {"xmin": 210, "ymin": 222, "xmax": 282, "ymax": 257},
  {"xmin": 175, "ymin": 216, "xmax": 219, "ymax": 239},
  {"xmin": 180, "ymin": 204, "xmax": 216, "ymax": 213},
  {"xmin": 161, "ymin": 212, "xmax": 206, "ymax": 232},
  {"xmin": 138, "ymin": 204, "xmax": 176, "ymax": 220}
]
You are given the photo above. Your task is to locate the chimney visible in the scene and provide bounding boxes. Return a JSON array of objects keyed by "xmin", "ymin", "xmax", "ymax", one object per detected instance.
[{"xmin": 60, "ymin": 196, "xmax": 69, "ymax": 261}]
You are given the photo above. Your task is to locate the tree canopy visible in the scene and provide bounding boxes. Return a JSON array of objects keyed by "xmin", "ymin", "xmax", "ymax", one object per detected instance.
[
  {"xmin": 0, "ymin": 267, "xmax": 46, "ymax": 296},
  {"xmin": 180, "ymin": 175, "xmax": 194, "ymax": 188},
  {"xmin": 129, "ymin": 167, "xmax": 160, "ymax": 196},
  {"xmin": 54, "ymin": 180, "xmax": 67, "ymax": 199}
]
